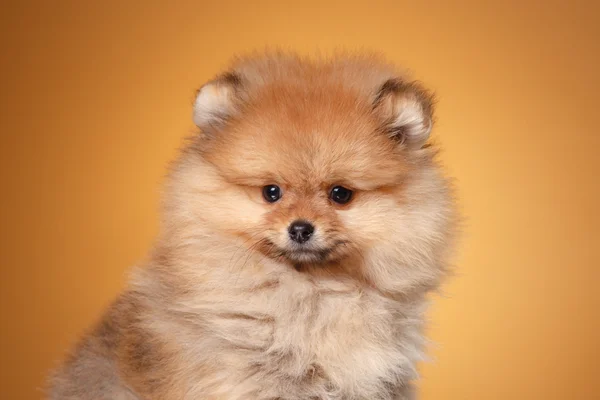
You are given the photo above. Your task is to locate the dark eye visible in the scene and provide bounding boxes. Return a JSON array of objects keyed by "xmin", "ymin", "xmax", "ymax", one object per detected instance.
[
  {"xmin": 262, "ymin": 185, "xmax": 282, "ymax": 203},
  {"xmin": 330, "ymin": 186, "xmax": 353, "ymax": 204}
]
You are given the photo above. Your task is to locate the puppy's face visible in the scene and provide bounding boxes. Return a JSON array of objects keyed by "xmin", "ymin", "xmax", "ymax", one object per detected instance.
[{"xmin": 181, "ymin": 62, "xmax": 436, "ymax": 272}]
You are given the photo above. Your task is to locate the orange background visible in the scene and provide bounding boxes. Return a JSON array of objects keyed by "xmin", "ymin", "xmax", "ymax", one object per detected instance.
[{"xmin": 1, "ymin": 1, "xmax": 599, "ymax": 399}]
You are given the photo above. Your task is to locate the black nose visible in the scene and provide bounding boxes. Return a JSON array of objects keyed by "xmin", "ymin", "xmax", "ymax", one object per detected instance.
[{"xmin": 288, "ymin": 220, "xmax": 315, "ymax": 244}]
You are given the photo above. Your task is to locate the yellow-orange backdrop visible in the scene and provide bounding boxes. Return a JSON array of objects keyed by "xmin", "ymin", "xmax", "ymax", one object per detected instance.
[{"xmin": 1, "ymin": 1, "xmax": 599, "ymax": 399}]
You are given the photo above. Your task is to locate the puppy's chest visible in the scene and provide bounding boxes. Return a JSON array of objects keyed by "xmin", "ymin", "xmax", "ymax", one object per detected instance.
[{"xmin": 220, "ymin": 287, "xmax": 418, "ymax": 398}]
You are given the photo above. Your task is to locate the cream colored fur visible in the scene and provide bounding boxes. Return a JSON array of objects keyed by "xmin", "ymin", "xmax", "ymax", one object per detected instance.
[{"xmin": 48, "ymin": 52, "xmax": 458, "ymax": 400}]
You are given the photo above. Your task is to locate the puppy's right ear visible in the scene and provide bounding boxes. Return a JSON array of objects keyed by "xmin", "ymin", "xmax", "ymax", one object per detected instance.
[{"xmin": 193, "ymin": 73, "xmax": 243, "ymax": 132}]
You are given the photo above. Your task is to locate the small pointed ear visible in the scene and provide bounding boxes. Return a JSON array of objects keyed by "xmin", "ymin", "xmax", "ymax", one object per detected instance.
[
  {"xmin": 373, "ymin": 79, "xmax": 435, "ymax": 149},
  {"xmin": 193, "ymin": 73, "xmax": 243, "ymax": 131}
]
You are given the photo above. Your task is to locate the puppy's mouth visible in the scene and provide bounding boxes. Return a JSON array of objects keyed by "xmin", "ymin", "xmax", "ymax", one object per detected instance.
[
  {"xmin": 259, "ymin": 239, "xmax": 347, "ymax": 265},
  {"xmin": 279, "ymin": 247, "xmax": 333, "ymax": 263}
]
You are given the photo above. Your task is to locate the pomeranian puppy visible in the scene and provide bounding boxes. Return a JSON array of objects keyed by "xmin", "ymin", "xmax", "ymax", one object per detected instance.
[{"xmin": 49, "ymin": 52, "xmax": 457, "ymax": 400}]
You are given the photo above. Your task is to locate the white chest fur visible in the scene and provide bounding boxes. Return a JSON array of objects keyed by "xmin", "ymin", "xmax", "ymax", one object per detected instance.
[{"xmin": 189, "ymin": 272, "xmax": 426, "ymax": 399}]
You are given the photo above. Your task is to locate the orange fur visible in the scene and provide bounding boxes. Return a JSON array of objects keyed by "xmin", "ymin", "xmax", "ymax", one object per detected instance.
[{"xmin": 49, "ymin": 51, "xmax": 458, "ymax": 400}]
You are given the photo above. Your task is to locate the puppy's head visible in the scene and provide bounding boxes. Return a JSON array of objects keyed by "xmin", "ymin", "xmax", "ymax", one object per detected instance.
[{"xmin": 167, "ymin": 54, "xmax": 452, "ymax": 283}]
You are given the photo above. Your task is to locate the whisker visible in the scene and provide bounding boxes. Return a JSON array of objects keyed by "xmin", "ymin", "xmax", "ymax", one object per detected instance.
[
  {"xmin": 232, "ymin": 238, "xmax": 268, "ymax": 285},
  {"xmin": 227, "ymin": 231, "xmax": 265, "ymax": 272}
]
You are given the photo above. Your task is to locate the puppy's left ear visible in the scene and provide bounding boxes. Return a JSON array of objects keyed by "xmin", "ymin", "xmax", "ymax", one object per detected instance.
[
  {"xmin": 373, "ymin": 79, "xmax": 435, "ymax": 149},
  {"xmin": 193, "ymin": 73, "xmax": 243, "ymax": 132}
]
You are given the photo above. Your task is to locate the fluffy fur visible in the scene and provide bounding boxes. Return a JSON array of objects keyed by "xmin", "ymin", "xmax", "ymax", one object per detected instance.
[{"xmin": 49, "ymin": 52, "xmax": 458, "ymax": 400}]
